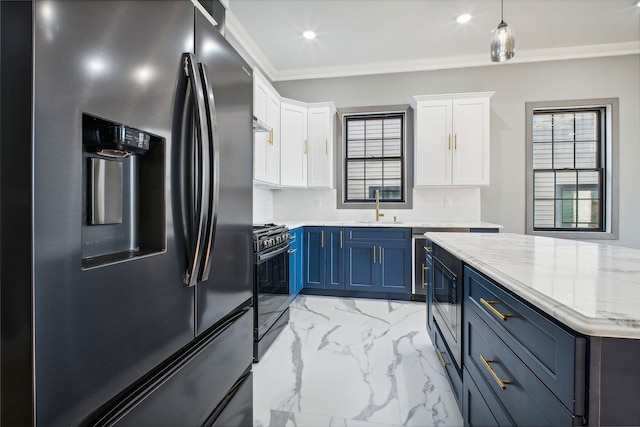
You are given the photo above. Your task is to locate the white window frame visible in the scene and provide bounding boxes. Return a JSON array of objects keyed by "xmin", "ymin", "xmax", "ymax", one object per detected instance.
[{"xmin": 525, "ymin": 98, "xmax": 619, "ymax": 240}]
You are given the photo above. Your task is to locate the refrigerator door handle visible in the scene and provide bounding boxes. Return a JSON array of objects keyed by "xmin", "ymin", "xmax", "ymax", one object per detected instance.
[
  {"xmin": 196, "ymin": 62, "xmax": 219, "ymax": 282},
  {"xmin": 182, "ymin": 53, "xmax": 211, "ymax": 287}
]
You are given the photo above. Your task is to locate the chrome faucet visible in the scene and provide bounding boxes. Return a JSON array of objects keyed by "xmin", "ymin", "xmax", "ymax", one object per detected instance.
[{"xmin": 375, "ymin": 189, "xmax": 384, "ymax": 221}]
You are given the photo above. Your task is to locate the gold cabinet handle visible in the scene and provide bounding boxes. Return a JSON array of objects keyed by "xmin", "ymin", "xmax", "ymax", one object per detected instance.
[
  {"xmin": 421, "ymin": 264, "xmax": 429, "ymax": 288},
  {"xmin": 425, "ymin": 246, "xmax": 433, "ymax": 254},
  {"xmin": 304, "ymin": 139, "xmax": 308, "ymax": 154},
  {"xmin": 339, "ymin": 230, "xmax": 343, "ymax": 248},
  {"xmin": 321, "ymin": 230, "xmax": 324, "ymax": 248},
  {"xmin": 268, "ymin": 128, "xmax": 273, "ymax": 145},
  {"xmin": 436, "ymin": 349, "xmax": 449, "ymax": 367},
  {"xmin": 454, "ymin": 133, "xmax": 457, "ymax": 149},
  {"xmin": 325, "ymin": 139, "xmax": 328, "ymax": 155},
  {"xmin": 373, "ymin": 246, "xmax": 376, "ymax": 263},
  {"xmin": 480, "ymin": 355, "xmax": 511, "ymax": 390},
  {"xmin": 480, "ymin": 298, "xmax": 511, "ymax": 321},
  {"xmin": 448, "ymin": 134, "xmax": 451, "ymax": 150}
]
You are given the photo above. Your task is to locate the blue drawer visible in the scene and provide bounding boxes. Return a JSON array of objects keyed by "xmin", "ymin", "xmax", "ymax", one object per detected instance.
[
  {"xmin": 464, "ymin": 266, "xmax": 586, "ymax": 414},
  {"xmin": 433, "ymin": 322, "xmax": 462, "ymax": 410},
  {"xmin": 345, "ymin": 227, "xmax": 410, "ymax": 241},
  {"xmin": 464, "ymin": 304, "xmax": 576, "ymax": 426},
  {"xmin": 463, "ymin": 367, "xmax": 512, "ymax": 427}
]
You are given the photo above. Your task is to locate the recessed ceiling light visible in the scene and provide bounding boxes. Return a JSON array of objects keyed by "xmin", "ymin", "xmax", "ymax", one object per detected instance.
[
  {"xmin": 302, "ymin": 30, "xmax": 316, "ymax": 40},
  {"xmin": 456, "ymin": 14, "xmax": 472, "ymax": 24}
]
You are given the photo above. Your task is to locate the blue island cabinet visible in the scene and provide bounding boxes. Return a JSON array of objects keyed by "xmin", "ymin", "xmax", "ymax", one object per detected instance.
[
  {"xmin": 344, "ymin": 228, "xmax": 411, "ymax": 295},
  {"xmin": 303, "ymin": 227, "xmax": 344, "ymax": 290},
  {"xmin": 288, "ymin": 228, "xmax": 303, "ymax": 300}
]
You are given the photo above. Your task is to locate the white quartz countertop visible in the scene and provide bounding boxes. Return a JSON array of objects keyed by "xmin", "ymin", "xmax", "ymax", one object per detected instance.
[
  {"xmin": 424, "ymin": 232, "xmax": 640, "ymax": 339},
  {"xmin": 277, "ymin": 220, "xmax": 502, "ymax": 231}
]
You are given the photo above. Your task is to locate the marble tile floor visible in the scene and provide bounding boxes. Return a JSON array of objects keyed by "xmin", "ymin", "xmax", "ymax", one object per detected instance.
[{"xmin": 252, "ymin": 295, "xmax": 463, "ymax": 427}]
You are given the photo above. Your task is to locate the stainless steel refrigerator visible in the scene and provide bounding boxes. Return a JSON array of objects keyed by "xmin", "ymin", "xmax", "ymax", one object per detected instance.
[{"xmin": 0, "ymin": 1, "xmax": 254, "ymax": 425}]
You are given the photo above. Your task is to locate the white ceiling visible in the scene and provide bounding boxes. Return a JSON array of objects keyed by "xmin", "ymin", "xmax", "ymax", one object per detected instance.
[{"xmin": 225, "ymin": 0, "xmax": 640, "ymax": 81}]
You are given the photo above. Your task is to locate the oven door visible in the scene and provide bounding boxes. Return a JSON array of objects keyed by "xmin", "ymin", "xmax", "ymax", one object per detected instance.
[
  {"xmin": 432, "ymin": 257, "xmax": 462, "ymax": 370},
  {"xmin": 254, "ymin": 244, "xmax": 290, "ymax": 342}
]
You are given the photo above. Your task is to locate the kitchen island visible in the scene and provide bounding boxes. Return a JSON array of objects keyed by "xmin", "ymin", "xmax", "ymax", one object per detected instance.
[{"xmin": 424, "ymin": 232, "xmax": 640, "ymax": 426}]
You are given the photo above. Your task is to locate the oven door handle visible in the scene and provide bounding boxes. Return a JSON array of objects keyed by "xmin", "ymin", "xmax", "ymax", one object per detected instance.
[{"xmin": 258, "ymin": 244, "xmax": 290, "ymax": 263}]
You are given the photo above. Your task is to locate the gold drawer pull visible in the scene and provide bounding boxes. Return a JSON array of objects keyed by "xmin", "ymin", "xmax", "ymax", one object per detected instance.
[
  {"xmin": 424, "ymin": 246, "xmax": 433, "ymax": 254},
  {"xmin": 480, "ymin": 297, "xmax": 511, "ymax": 321},
  {"xmin": 480, "ymin": 355, "xmax": 511, "ymax": 390},
  {"xmin": 436, "ymin": 349, "xmax": 449, "ymax": 367},
  {"xmin": 421, "ymin": 263, "xmax": 429, "ymax": 288}
]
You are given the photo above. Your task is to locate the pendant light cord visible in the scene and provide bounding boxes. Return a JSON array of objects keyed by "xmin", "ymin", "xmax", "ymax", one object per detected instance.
[{"xmin": 501, "ymin": 0, "xmax": 505, "ymax": 24}]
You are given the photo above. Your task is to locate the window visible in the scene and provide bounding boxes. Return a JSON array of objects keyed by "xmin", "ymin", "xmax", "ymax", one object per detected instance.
[
  {"xmin": 526, "ymin": 99, "xmax": 618, "ymax": 239},
  {"xmin": 336, "ymin": 106, "xmax": 413, "ymax": 209}
]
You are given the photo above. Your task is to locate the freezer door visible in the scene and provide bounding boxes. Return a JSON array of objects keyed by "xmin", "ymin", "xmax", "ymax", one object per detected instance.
[
  {"xmin": 108, "ymin": 308, "xmax": 253, "ymax": 427},
  {"xmin": 30, "ymin": 1, "xmax": 195, "ymax": 425},
  {"xmin": 194, "ymin": 11, "xmax": 254, "ymax": 335}
]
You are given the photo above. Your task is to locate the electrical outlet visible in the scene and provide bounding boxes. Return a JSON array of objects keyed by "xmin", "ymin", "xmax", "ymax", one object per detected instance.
[
  {"xmin": 315, "ymin": 198, "xmax": 322, "ymax": 206},
  {"xmin": 444, "ymin": 196, "xmax": 453, "ymax": 207}
]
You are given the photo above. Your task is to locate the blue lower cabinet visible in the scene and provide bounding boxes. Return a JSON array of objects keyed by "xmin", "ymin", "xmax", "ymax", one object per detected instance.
[
  {"xmin": 464, "ymin": 303, "xmax": 575, "ymax": 426},
  {"xmin": 288, "ymin": 228, "xmax": 303, "ymax": 299},
  {"xmin": 344, "ymin": 228, "xmax": 411, "ymax": 294},
  {"xmin": 303, "ymin": 227, "xmax": 344, "ymax": 290}
]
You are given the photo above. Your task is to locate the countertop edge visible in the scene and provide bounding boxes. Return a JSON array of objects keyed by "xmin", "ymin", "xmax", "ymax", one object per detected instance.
[{"xmin": 424, "ymin": 232, "xmax": 640, "ymax": 340}]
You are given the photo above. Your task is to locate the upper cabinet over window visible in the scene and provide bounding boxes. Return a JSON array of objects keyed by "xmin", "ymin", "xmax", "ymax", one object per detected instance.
[
  {"xmin": 412, "ymin": 92, "xmax": 493, "ymax": 187},
  {"xmin": 253, "ymin": 70, "xmax": 280, "ymax": 186}
]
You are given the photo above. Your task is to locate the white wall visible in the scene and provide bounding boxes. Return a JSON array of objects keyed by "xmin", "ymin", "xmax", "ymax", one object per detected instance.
[
  {"xmin": 271, "ymin": 55, "xmax": 640, "ymax": 248},
  {"xmin": 252, "ymin": 186, "xmax": 275, "ymax": 224}
]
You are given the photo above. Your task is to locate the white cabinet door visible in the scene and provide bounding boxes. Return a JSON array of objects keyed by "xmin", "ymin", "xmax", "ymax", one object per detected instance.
[
  {"xmin": 413, "ymin": 92, "xmax": 492, "ymax": 187},
  {"xmin": 253, "ymin": 72, "xmax": 280, "ymax": 185},
  {"xmin": 280, "ymin": 100, "xmax": 307, "ymax": 187},
  {"xmin": 414, "ymin": 100, "xmax": 452, "ymax": 186},
  {"xmin": 265, "ymin": 93, "xmax": 281, "ymax": 184},
  {"xmin": 452, "ymin": 98, "xmax": 490, "ymax": 186},
  {"xmin": 307, "ymin": 105, "xmax": 335, "ymax": 188}
]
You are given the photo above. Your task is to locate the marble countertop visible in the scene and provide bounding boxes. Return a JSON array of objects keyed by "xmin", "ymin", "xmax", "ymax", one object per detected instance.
[
  {"xmin": 424, "ymin": 232, "xmax": 640, "ymax": 339},
  {"xmin": 274, "ymin": 220, "xmax": 503, "ymax": 231}
]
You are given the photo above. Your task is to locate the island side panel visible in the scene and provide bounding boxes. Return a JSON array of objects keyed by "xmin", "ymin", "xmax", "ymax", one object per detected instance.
[{"xmin": 589, "ymin": 337, "xmax": 640, "ymax": 426}]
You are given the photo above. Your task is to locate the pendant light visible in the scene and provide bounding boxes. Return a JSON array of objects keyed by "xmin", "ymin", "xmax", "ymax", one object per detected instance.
[{"xmin": 490, "ymin": 0, "xmax": 515, "ymax": 62}]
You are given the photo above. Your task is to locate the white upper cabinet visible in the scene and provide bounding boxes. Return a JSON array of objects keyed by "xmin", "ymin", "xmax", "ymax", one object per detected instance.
[
  {"xmin": 280, "ymin": 99, "xmax": 308, "ymax": 187},
  {"xmin": 413, "ymin": 92, "xmax": 493, "ymax": 186},
  {"xmin": 253, "ymin": 71, "xmax": 280, "ymax": 185},
  {"xmin": 307, "ymin": 103, "xmax": 336, "ymax": 189}
]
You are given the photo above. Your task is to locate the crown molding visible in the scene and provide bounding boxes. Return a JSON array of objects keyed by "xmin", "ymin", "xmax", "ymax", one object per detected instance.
[
  {"xmin": 224, "ymin": 10, "xmax": 640, "ymax": 84},
  {"xmin": 225, "ymin": 9, "xmax": 277, "ymax": 80},
  {"xmin": 273, "ymin": 42, "xmax": 640, "ymax": 81}
]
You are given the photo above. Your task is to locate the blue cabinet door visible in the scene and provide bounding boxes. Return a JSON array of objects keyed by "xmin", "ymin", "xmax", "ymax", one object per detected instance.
[
  {"xmin": 325, "ymin": 228, "xmax": 344, "ymax": 290},
  {"xmin": 303, "ymin": 227, "xmax": 325, "ymax": 289},
  {"xmin": 289, "ymin": 228, "xmax": 303, "ymax": 299},
  {"xmin": 303, "ymin": 227, "xmax": 344, "ymax": 290},
  {"xmin": 344, "ymin": 241, "xmax": 377, "ymax": 291},
  {"xmin": 379, "ymin": 241, "xmax": 411, "ymax": 293}
]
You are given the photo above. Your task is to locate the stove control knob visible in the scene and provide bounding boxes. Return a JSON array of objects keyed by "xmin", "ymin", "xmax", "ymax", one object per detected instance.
[{"xmin": 268, "ymin": 238, "xmax": 275, "ymax": 247}]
